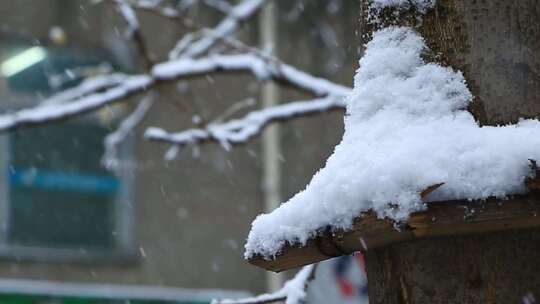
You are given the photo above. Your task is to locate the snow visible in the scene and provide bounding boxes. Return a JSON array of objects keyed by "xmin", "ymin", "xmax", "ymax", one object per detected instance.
[
  {"xmin": 244, "ymin": 26, "xmax": 540, "ymax": 259},
  {"xmin": 153, "ymin": 54, "xmax": 351, "ymax": 97},
  {"xmin": 153, "ymin": 54, "xmax": 271, "ymax": 80}
]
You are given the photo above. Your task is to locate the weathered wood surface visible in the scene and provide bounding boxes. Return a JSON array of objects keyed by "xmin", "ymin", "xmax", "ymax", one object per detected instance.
[{"xmin": 249, "ymin": 192, "xmax": 540, "ymax": 272}]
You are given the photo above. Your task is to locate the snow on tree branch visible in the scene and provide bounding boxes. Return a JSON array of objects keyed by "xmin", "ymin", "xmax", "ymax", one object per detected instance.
[
  {"xmin": 212, "ymin": 265, "xmax": 316, "ymax": 304},
  {"xmin": 0, "ymin": 75, "xmax": 153, "ymax": 131},
  {"xmin": 42, "ymin": 73, "xmax": 126, "ymax": 106},
  {"xmin": 144, "ymin": 95, "xmax": 345, "ymax": 148},
  {"xmin": 0, "ymin": 0, "xmax": 351, "ymax": 168},
  {"xmin": 102, "ymin": 93, "xmax": 155, "ymax": 170},
  {"xmin": 0, "ymin": 52, "xmax": 349, "ymax": 133},
  {"xmin": 153, "ymin": 54, "xmax": 351, "ymax": 97},
  {"xmin": 174, "ymin": 0, "xmax": 267, "ymax": 59},
  {"xmin": 121, "ymin": 0, "xmax": 180, "ymax": 18}
]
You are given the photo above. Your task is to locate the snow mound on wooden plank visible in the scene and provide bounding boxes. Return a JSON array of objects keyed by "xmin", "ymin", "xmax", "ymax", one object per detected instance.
[{"xmin": 245, "ymin": 26, "xmax": 540, "ymax": 259}]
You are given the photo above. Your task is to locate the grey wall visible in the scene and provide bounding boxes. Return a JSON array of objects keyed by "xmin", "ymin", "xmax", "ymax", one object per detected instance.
[{"xmin": 0, "ymin": 0, "xmax": 360, "ymax": 295}]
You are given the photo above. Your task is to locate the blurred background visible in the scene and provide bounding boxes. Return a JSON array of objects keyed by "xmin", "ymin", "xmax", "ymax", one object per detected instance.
[{"xmin": 0, "ymin": 0, "xmax": 367, "ymax": 303}]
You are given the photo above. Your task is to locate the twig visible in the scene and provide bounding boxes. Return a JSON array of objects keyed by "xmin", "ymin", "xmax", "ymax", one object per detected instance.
[
  {"xmin": 210, "ymin": 97, "xmax": 256, "ymax": 124},
  {"xmin": 102, "ymin": 93, "xmax": 155, "ymax": 170},
  {"xmin": 144, "ymin": 96, "xmax": 345, "ymax": 149},
  {"xmin": 114, "ymin": 0, "xmax": 154, "ymax": 69}
]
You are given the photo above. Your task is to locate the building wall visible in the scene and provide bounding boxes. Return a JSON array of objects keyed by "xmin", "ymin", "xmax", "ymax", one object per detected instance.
[{"xmin": 0, "ymin": 0, "xmax": 360, "ymax": 296}]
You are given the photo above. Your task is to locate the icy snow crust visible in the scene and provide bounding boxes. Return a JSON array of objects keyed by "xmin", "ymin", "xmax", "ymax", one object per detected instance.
[{"xmin": 245, "ymin": 26, "xmax": 540, "ymax": 259}]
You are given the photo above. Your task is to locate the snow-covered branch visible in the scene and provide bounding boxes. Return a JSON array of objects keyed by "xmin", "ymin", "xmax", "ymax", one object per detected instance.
[
  {"xmin": 123, "ymin": 0, "xmax": 180, "ymax": 18},
  {"xmin": 0, "ymin": 0, "xmax": 351, "ymax": 162},
  {"xmin": 144, "ymin": 96, "xmax": 345, "ymax": 148},
  {"xmin": 175, "ymin": 0, "xmax": 267, "ymax": 59},
  {"xmin": 42, "ymin": 72, "xmax": 124, "ymax": 106},
  {"xmin": 212, "ymin": 265, "xmax": 316, "ymax": 304},
  {"xmin": 0, "ymin": 51, "xmax": 349, "ymax": 133},
  {"xmin": 153, "ymin": 54, "xmax": 351, "ymax": 97},
  {"xmin": 102, "ymin": 93, "xmax": 155, "ymax": 170},
  {"xmin": 0, "ymin": 75, "xmax": 152, "ymax": 131}
]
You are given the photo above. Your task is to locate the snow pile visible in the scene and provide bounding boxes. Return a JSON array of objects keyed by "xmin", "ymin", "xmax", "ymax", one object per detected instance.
[{"xmin": 245, "ymin": 26, "xmax": 540, "ymax": 259}]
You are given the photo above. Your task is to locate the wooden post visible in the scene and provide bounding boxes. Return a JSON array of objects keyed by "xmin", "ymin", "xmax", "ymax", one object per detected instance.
[{"xmin": 358, "ymin": 1, "xmax": 540, "ymax": 302}]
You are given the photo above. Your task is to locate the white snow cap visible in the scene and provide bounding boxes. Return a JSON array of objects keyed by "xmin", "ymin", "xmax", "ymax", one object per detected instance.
[{"xmin": 245, "ymin": 26, "xmax": 540, "ymax": 259}]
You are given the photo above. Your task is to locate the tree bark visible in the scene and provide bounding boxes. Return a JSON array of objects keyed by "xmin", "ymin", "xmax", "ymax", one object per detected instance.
[
  {"xmin": 359, "ymin": 0, "xmax": 540, "ymax": 302},
  {"xmin": 365, "ymin": 229, "xmax": 540, "ymax": 303},
  {"xmin": 359, "ymin": 0, "xmax": 540, "ymax": 126}
]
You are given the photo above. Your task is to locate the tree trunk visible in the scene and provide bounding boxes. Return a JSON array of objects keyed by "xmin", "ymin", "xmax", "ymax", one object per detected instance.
[
  {"xmin": 365, "ymin": 229, "xmax": 540, "ymax": 303},
  {"xmin": 359, "ymin": 0, "xmax": 540, "ymax": 302}
]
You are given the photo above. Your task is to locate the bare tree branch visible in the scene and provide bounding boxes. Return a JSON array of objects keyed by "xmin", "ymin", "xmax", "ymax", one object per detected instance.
[
  {"xmin": 144, "ymin": 95, "xmax": 345, "ymax": 149},
  {"xmin": 211, "ymin": 97, "xmax": 256, "ymax": 124},
  {"xmin": 102, "ymin": 93, "xmax": 155, "ymax": 170},
  {"xmin": 212, "ymin": 265, "xmax": 316, "ymax": 304}
]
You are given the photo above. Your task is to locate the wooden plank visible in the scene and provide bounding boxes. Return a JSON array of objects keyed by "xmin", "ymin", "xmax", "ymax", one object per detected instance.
[{"xmin": 249, "ymin": 192, "xmax": 540, "ymax": 272}]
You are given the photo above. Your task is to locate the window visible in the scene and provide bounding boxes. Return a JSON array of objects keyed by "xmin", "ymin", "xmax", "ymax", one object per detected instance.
[
  {"xmin": 0, "ymin": 42, "xmax": 135, "ymax": 262},
  {"xmin": 0, "ymin": 120, "xmax": 135, "ymax": 262}
]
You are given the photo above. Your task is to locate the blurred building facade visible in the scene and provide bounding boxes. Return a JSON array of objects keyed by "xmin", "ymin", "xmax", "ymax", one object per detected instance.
[{"xmin": 0, "ymin": 1, "xmax": 365, "ymax": 303}]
